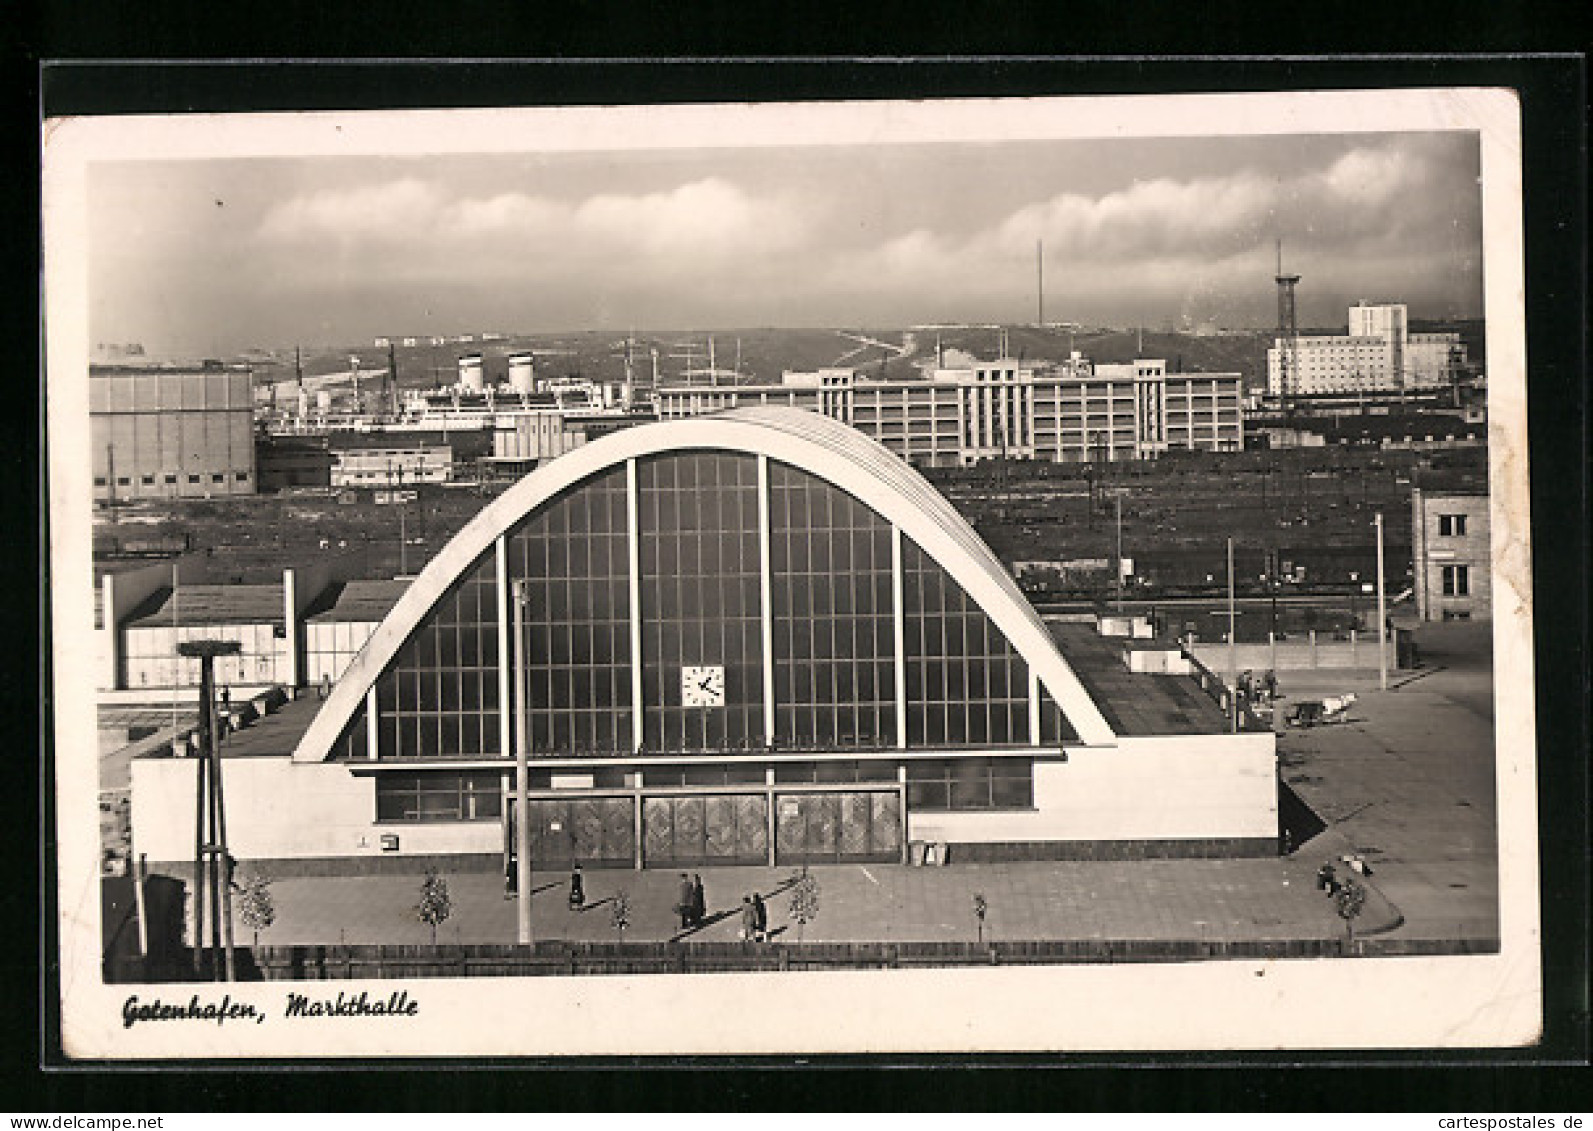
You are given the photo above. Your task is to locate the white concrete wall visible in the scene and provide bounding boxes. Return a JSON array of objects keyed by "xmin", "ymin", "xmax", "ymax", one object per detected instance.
[
  {"xmin": 131, "ymin": 756, "xmax": 503, "ymax": 863},
  {"xmin": 908, "ymin": 734, "xmax": 1277, "ymax": 845}
]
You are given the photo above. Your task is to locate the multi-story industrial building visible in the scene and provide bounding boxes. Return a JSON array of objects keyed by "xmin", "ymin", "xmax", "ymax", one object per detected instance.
[
  {"xmin": 90, "ymin": 363, "xmax": 257, "ymax": 502},
  {"xmin": 656, "ymin": 356, "xmax": 1244, "ymax": 466},
  {"xmin": 129, "ymin": 410, "xmax": 1277, "ymax": 875},
  {"xmin": 1410, "ymin": 487, "xmax": 1492, "ymax": 621},
  {"xmin": 1267, "ymin": 302, "xmax": 1466, "ymax": 398}
]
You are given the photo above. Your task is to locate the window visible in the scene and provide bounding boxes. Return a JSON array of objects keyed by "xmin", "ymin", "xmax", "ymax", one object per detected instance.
[
  {"xmin": 141, "ymin": 475, "xmax": 155, "ymax": 486},
  {"xmin": 236, "ymin": 471, "xmax": 249, "ymax": 481},
  {"xmin": 1438, "ymin": 513, "xmax": 1468, "ymax": 537},
  {"xmin": 188, "ymin": 474, "xmax": 200, "ymax": 484},
  {"xmin": 164, "ymin": 474, "xmax": 177, "ymax": 485},
  {"xmin": 93, "ymin": 477, "xmax": 106, "ymax": 487},
  {"xmin": 905, "ymin": 757, "xmax": 1033, "ymax": 810},
  {"xmin": 116, "ymin": 477, "xmax": 131, "ymax": 487},
  {"xmin": 211, "ymin": 473, "xmax": 225, "ymax": 484},
  {"xmin": 1441, "ymin": 564, "xmax": 1470, "ymax": 597},
  {"xmin": 774, "ymin": 759, "xmax": 898, "ymax": 784},
  {"xmin": 375, "ymin": 771, "xmax": 503, "ymax": 822}
]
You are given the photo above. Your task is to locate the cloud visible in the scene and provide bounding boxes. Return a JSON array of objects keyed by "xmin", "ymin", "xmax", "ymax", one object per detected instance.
[
  {"xmin": 255, "ymin": 175, "xmax": 805, "ymax": 263},
  {"xmin": 814, "ymin": 137, "xmax": 1480, "ymax": 323},
  {"xmin": 257, "ymin": 178, "xmax": 445, "ymax": 241}
]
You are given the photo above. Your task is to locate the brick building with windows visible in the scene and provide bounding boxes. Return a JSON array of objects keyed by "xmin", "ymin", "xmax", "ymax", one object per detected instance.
[
  {"xmin": 130, "ymin": 409, "xmax": 1276, "ymax": 874},
  {"xmin": 1410, "ymin": 487, "xmax": 1492, "ymax": 621}
]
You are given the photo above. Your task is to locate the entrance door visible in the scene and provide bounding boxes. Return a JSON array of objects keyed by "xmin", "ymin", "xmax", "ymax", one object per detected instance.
[
  {"xmin": 642, "ymin": 793, "xmax": 768, "ymax": 867},
  {"xmin": 508, "ymin": 796, "xmax": 636, "ymax": 870},
  {"xmin": 774, "ymin": 789, "xmax": 902, "ymax": 865}
]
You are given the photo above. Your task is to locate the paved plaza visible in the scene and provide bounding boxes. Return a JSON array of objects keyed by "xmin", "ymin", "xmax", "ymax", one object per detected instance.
[{"xmin": 1268, "ymin": 620, "xmax": 1500, "ymax": 943}]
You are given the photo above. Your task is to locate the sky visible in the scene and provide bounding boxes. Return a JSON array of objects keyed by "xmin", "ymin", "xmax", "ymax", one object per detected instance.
[{"xmin": 86, "ymin": 130, "xmax": 1484, "ymax": 357}]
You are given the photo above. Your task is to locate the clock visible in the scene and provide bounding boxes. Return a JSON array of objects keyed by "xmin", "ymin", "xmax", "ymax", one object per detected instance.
[{"xmin": 681, "ymin": 665, "xmax": 725, "ymax": 707}]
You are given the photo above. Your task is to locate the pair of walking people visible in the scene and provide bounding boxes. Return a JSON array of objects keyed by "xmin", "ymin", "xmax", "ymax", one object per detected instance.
[
  {"xmin": 739, "ymin": 892, "xmax": 768, "ymax": 942},
  {"xmin": 677, "ymin": 872, "xmax": 707, "ymax": 929}
]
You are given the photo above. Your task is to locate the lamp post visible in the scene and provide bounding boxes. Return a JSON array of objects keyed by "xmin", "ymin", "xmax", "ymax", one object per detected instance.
[
  {"xmin": 1226, "ymin": 537, "xmax": 1238, "ymax": 733},
  {"xmin": 512, "ymin": 580, "xmax": 532, "ymax": 945},
  {"xmin": 177, "ymin": 638, "xmax": 242, "ymax": 981},
  {"xmin": 1374, "ymin": 512, "xmax": 1388, "ymax": 691},
  {"xmin": 1114, "ymin": 491, "xmax": 1124, "ymax": 612}
]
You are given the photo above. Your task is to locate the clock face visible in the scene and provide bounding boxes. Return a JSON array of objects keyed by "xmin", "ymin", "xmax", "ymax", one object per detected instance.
[{"xmin": 681, "ymin": 665, "xmax": 726, "ymax": 707}]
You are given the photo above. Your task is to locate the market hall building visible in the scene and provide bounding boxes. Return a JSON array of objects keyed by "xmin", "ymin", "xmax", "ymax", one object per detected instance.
[{"xmin": 132, "ymin": 408, "xmax": 1278, "ymax": 874}]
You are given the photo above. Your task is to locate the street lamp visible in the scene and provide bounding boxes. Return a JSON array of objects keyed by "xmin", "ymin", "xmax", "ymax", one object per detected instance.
[
  {"xmin": 1373, "ymin": 513, "xmax": 1388, "ymax": 691},
  {"xmin": 511, "ymin": 580, "xmax": 532, "ymax": 944}
]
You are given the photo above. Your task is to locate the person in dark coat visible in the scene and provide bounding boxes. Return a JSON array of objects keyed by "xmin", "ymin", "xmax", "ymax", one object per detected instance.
[
  {"xmin": 677, "ymin": 873, "xmax": 694, "ymax": 930},
  {"xmin": 568, "ymin": 863, "xmax": 585, "ymax": 911},
  {"xmin": 690, "ymin": 874, "xmax": 707, "ymax": 927},
  {"xmin": 739, "ymin": 896, "xmax": 757, "ymax": 943},
  {"xmin": 752, "ymin": 892, "xmax": 768, "ymax": 942}
]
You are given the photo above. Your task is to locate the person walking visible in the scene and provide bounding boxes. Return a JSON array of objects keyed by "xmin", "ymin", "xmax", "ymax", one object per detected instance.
[
  {"xmin": 568, "ymin": 862, "xmax": 585, "ymax": 911},
  {"xmin": 752, "ymin": 891, "xmax": 768, "ymax": 942},
  {"xmin": 676, "ymin": 873, "xmax": 694, "ymax": 930},
  {"xmin": 690, "ymin": 873, "xmax": 707, "ymax": 928},
  {"xmin": 739, "ymin": 895, "xmax": 757, "ymax": 943}
]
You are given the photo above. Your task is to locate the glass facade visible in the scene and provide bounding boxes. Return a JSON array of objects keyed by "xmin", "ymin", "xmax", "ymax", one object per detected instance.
[
  {"xmin": 638, "ymin": 452, "xmax": 763, "ymax": 751},
  {"xmin": 374, "ymin": 553, "xmax": 500, "ymax": 757},
  {"xmin": 334, "ymin": 446, "xmax": 1065, "ymax": 770},
  {"xmin": 770, "ymin": 460, "xmax": 896, "ymax": 750},
  {"xmin": 508, "ymin": 467, "xmax": 632, "ymax": 755},
  {"xmin": 901, "ymin": 537, "xmax": 1030, "ymax": 747},
  {"xmin": 376, "ymin": 771, "xmax": 504, "ymax": 822},
  {"xmin": 905, "ymin": 757, "xmax": 1034, "ymax": 810}
]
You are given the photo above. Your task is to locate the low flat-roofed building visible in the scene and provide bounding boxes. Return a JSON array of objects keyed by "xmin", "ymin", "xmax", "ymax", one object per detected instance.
[{"xmin": 302, "ymin": 579, "xmax": 410, "ymax": 687}]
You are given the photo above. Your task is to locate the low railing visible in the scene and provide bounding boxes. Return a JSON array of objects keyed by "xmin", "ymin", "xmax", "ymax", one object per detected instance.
[
  {"xmin": 104, "ymin": 936, "xmax": 1503, "ymax": 983},
  {"xmin": 1180, "ymin": 645, "xmax": 1268, "ymax": 732}
]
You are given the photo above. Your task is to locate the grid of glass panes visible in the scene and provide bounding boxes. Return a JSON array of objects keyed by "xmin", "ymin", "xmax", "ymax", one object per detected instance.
[
  {"xmin": 328, "ymin": 700, "xmax": 368, "ymax": 762},
  {"xmin": 769, "ymin": 460, "xmax": 897, "ymax": 749},
  {"xmin": 904, "ymin": 757, "xmax": 1034, "ymax": 810},
  {"xmin": 506, "ymin": 467, "xmax": 632, "ymax": 756},
  {"xmin": 1038, "ymin": 685, "xmax": 1079, "ymax": 745},
  {"xmin": 641, "ymin": 763, "xmax": 768, "ymax": 787},
  {"xmin": 373, "ymin": 552, "xmax": 500, "ymax": 757},
  {"xmin": 902, "ymin": 536, "xmax": 1030, "ymax": 747},
  {"xmin": 638, "ymin": 452, "xmax": 763, "ymax": 752},
  {"xmin": 772, "ymin": 759, "xmax": 900, "ymax": 784},
  {"xmin": 375, "ymin": 771, "xmax": 504, "ymax": 822}
]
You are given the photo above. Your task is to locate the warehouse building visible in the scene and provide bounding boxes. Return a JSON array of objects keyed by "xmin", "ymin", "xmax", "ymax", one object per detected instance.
[
  {"xmin": 90, "ymin": 363, "xmax": 257, "ymax": 502},
  {"xmin": 130, "ymin": 409, "xmax": 1277, "ymax": 874},
  {"xmin": 656, "ymin": 356, "xmax": 1244, "ymax": 466}
]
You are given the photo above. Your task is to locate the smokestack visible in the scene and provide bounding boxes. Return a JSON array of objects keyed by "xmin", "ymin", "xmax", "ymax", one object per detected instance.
[
  {"xmin": 1037, "ymin": 239, "xmax": 1044, "ymax": 327},
  {"xmin": 508, "ymin": 353, "xmax": 535, "ymax": 394}
]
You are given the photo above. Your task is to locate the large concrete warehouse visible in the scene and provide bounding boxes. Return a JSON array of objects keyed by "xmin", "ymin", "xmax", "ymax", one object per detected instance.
[{"xmin": 132, "ymin": 409, "xmax": 1278, "ymax": 875}]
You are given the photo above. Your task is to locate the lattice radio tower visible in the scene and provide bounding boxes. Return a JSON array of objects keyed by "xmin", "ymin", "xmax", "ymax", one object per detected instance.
[{"xmin": 1274, "ymin": 238, "xmax": 1301, "ymax": 400}]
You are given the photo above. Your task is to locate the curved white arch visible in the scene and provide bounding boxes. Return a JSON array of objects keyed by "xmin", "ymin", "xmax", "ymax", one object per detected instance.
[{"xmin": 294, "ymin": 407, "xmax": 1115, "ymax": 762}]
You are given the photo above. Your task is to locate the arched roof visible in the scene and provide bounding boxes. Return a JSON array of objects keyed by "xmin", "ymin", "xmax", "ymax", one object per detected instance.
[{"xmin": 294, "ymin": 407, "xmax": 1115, "ymax": 761}]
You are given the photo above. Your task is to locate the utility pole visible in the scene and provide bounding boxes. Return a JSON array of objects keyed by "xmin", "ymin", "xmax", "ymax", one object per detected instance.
[
  {"xmin": 512, "ymin": 580, "xmax": 532, "ymax": 945},
  {"xmin": 1227, "ymin": 537, "xmax": 1238, "ymax": 733},
  {"xmin": 1114, "ymin": 492, "xmax": 1124, "ymax": 612},
  {"xmin": 178, "ymin": 639, "xmax": 242, "ymax": 981},
  {"xmin": 1374, "ymin": 512, "xmax": 1388, "ymax": 691}
]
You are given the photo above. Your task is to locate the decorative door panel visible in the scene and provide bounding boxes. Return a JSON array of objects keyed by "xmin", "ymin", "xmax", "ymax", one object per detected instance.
[
  {"xmin": 869, "ymin": 791, "xmax": 903, "ymax": 856},
  {"xmin": 774, "ymin": 790, "xmax": 900, "ymax": 864}
]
